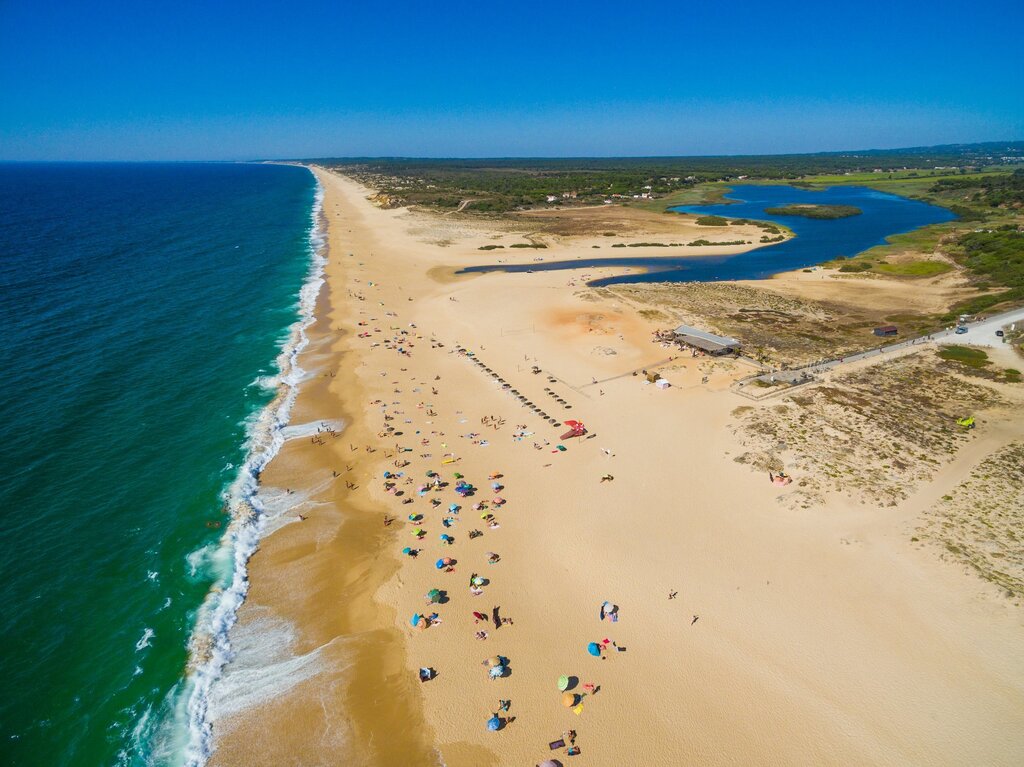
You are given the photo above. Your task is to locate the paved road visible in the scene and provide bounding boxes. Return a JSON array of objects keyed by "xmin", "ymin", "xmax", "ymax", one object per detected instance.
[
  {"xmin": 747, "ymin": 305, "xmax": 1024, "ymax": 385},
  {"xmin": 937, "ymin": 308, "xmax": 1024, "ymax": 349}
]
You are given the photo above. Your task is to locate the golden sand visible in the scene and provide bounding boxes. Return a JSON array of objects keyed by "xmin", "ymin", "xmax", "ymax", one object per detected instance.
[{"xmin": 210, "ymin": 167, "xmax": 1024, "ymax": 767}]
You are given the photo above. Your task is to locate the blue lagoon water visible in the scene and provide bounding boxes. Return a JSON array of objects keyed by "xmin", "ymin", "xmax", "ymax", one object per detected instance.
[
  {"xmin": 0, "ymin": 163, "xmax": 323, "ymax": 766},
  {"xmin": 461, "ymin": 184, "xmax": 956, "ymax": 285}
]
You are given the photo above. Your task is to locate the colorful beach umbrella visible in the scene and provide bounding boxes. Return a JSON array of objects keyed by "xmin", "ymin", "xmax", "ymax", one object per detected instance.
[
  {"xmin": 561, "ymin": 692, "xmax": 577, "ymax": 708},
  {"xmin": 486, "ymin": 716, "xmax": 501, "ymax": 731},
  {"xmin": 486, "ymin": 656, "xmax": 502, "ymax": 667},
  {"xmin": 557, "ymin": 675, "xmax": 570, "ymax": 691},
  {"xmin": 426, "ymin": 589, "xmax": 442, "ymax": 603},
  {"xmin": 587, "ymin": 642, "xmax": 602, "ymax": 657},
  {"xmin": 410, "ymin": 613, "xmax": 423, "ymax": 627},
  {"xmin": 401, "ymin": 547, "xmax": 412, "ymax": 555}
]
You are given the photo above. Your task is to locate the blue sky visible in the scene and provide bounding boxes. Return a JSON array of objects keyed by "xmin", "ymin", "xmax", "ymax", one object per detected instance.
[{"xmin": 1, "ymin": 0, "xmax": 1022, "ymax": 160}]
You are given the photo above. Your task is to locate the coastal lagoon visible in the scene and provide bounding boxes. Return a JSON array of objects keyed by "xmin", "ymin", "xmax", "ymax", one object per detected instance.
[{"xmin": 462, "ymin": 184, "xmax": 956, "ymax": 285}]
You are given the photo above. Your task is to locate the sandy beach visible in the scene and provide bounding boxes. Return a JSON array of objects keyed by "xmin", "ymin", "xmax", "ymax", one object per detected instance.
[{"xmin": 209, "ymin": 167, "xmax": 1024, "ymax": 767}]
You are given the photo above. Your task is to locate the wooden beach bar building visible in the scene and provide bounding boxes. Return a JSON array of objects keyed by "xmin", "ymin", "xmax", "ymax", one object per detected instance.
[{"xmin": 673, "ymin": 324, "xmax": 741, "ymax": 355}]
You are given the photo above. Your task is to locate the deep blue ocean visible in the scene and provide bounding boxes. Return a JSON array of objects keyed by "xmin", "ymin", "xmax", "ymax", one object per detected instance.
[
  {"xmin": 461, "ymin": 184, "xmax": 956, "ymax": 285},
  {"xmin": 0, "ymin": 163, "xmax": 321, "ymax": 766}
]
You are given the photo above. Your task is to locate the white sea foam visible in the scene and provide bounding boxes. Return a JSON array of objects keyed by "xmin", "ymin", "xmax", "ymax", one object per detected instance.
[
  {"xmin": 279, "ymin": 418, "xmax": 345, "ymax": 441},
  {"xmin": 146, "ymin": 170, "xmax": 328, "ymax": 767},
  {"xmin": 206, "ymin": 608, "xmax": 329, "ymax": 722},
  {"xmin": 136, "ymin": 628, "xmax": 155, "ymax": 651}
]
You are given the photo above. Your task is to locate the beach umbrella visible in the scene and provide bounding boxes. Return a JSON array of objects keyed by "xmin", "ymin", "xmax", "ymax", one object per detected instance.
[
  {"xmin": 408, "ymin": 514, "xmax": 422, "ymax": 521},
  {"xmin": 487, "ymin": 656, "xmax": 502, "ymax": 667},
  {"xmin": 449, "ymin": 503, "xmax": 459, "ymax": 512},
  {"xmin": 435, "ymin": 558, "xmax": 446, "ymax": 569},
  {"xmin": 489, "ymin": 665, "xmax": 505, "ymax": 679},
  {"xmin": 557, "ymin": 675, "xmax": 570, "ymax": 691},
  {"xmin": 539, "ymin": 761, "xmax": 561, "ymax": 767},
  {"xmin": 486, "ymin": 716, "xmax": 501, "ymax": 731},
  {"xmin": 587, "ymin": 642, "xmax": 602, "ymax": 657},
  {"xmin": 454, "ymin": 472, "xmax": 464, "ymax": 479},
  {"xmin": 413, "ymin": 528, "xmax": 425, "ymax": 537},
  {"xmin": 440, "ymin": 534, "xmax": 453, "ymax": 544},
  {"xmin": 492, "ymin": 497, "xmax": 504, "ymax": 505},
  {"xmin": 426, "ymin": 589, "xmax": 442, "ymax": 603},
  {"xmin": 410, "ymin": 613, "xmax": 423, "ymax": 627},
  {"xmin": 561, "ymin": 692, "xmax": 577, "ymax": 708},
  {"xmin": 471, "ymin": 576, "xmax": 484, "ymax": 586},
  {"xmin": 402, "ymin": 547, "xmax": 412, "ymax": 555},
  {"xmin": 473, "ymin": 611, "xmax": 487, "ymax": 621}
]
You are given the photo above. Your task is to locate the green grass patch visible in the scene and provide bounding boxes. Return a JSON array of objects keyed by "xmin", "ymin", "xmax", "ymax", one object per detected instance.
[
  {"xmin": 763, "ymin": 204, "xmax": 862, "ymax": 219},
  {"xmin": 695, "ymin": 215, "xmax": 729, "ymax": 226},
  {"xmin": 938, "ymin": 346, "xmax": 990, "ymax": 368},
  {"xmin": 509, "ymin": 242, "xmax": 547, "ymax": 249},
  {"xmin": 874, "ymin": 260, "xmax": 953, "ymax": 277}
]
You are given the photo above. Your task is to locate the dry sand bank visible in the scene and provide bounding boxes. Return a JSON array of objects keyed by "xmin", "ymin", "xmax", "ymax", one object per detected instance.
[{"xmin": 211, "ymin": 168, "xmax": 1024, "ymax": 767}]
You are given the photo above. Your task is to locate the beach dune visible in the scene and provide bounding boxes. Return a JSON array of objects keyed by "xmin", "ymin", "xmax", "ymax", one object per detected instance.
[{"xmin": 209, "ymin": 167, "xmax": 1024, "ymax": 767}]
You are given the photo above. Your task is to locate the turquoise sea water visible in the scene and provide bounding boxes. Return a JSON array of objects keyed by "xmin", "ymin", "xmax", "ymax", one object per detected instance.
[{"xmin": 0, "ymin": 163, "xmax": 322, "ymax": 766}]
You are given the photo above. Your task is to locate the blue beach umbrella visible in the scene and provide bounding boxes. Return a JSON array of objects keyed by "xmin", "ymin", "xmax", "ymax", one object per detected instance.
[
  {"xmin": 410, "ymin": 613, "xmax": 422, "ymax": 627},
  {"xmin": 587, "ymin": 642, "xmax": 602, "ymax": 657},
  {"xmin": 402, "ymin": 547, "xmax": 412, "ymax": 555},
  {"xmin": 486, "ymin": 716, "xmax": 501, "ymax": 731}
]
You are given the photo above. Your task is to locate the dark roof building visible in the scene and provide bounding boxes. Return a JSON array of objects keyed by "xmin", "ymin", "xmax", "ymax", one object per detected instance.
[
  {"xmin": 873, "ymin": 325, "xmax": 898, "ymax": 337},
  {"xmin": 673, "ymin": 324, "xmax": 741, "ymax": 354}
]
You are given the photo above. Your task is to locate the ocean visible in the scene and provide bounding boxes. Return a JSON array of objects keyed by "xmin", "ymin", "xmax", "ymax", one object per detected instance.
[{"xmin": 0, "ymin": 162, "xmax": 324, "ymax": 766}]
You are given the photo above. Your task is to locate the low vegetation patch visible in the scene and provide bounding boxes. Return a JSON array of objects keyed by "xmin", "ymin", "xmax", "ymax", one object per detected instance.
[
  {"xmin": 695, "ymin": 215, "xmax": 730, "ymax": 226},
  {"xmin": 509, "ymin": 242, "xmax": 547, "ymax": 249},
  {"xmin": 937, "ymin": 345, "xmax": 990, "ymax": 368},
  {"xmin": 731, "ymin": 354, "xmax": 1006, "ymax": 508},
  {"xmin": 918, "ymin": 442, "xmax": 1024, "ymax": 599},
  {"xmin": 477, "ymin": 244, "xmax": 505, "ymax": 250},
  {"xmin": 874, "ymin": 260, "xmax": 953, "ymax": 277},
  {"xmin": 937, "ymin": 345, "xmax": 1021, "ymax": 383},
  {"xmin": 764, "ymin": 204, "xmax": 862, "ymax": 219}
]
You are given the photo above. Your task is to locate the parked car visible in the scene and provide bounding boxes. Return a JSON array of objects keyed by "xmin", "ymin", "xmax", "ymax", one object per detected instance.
[
  {"xmin": 995, "ymin": 329, "xmax": 1005, "ymax": 337},
  {"xmin": 955, "ymin": 326, "xmax": 969, "ymax": 334}
]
